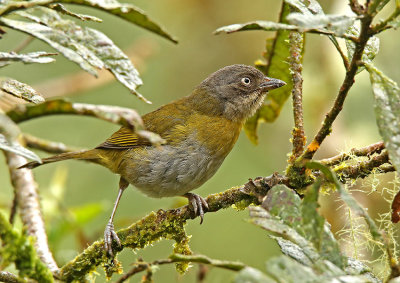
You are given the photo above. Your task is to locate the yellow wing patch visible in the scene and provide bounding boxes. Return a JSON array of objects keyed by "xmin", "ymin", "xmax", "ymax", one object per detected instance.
[{"xmin": 96, "ymin": 127, "xmax": 152, "ymax": 149}]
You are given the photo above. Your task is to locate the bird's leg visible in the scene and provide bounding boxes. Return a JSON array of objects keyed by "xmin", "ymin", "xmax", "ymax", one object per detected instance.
[
  {"xmin": 183, "ymin": 193, "xmax": 209, "ymax": 224},
  {"xmin": 104, "ymin": 177, "xmax": 129, "ymax": 256}
]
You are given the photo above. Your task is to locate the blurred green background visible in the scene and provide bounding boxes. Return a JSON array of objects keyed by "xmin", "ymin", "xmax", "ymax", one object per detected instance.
[{"xmin": 1, "ymin": 0, "xmax": 400, "ymax": 282}]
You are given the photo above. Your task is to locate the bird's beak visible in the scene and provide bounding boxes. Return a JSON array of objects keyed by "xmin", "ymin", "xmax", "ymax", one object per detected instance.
[{"xmin": 259, "ymin": 77, "xmax": 286, "ymax": 92}]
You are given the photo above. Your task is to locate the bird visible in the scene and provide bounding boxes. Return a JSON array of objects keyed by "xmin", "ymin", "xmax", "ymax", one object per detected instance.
[{"xmin": 20, "ymin": 64, "xmax": 286, "ymax": 256}]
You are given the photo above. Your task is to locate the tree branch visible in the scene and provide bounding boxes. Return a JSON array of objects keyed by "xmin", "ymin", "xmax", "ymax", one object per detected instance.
[
  {"xmin": 0, "ymin": 271, "xmax": 26, "ymax": 283},
  {"xmin": 59, "ymin": 173, "xmax": 287, "ymax": 282},
  {"xmin": 288, "ymin": 31, "xmax": 305, "ymax": 163},
  {"xmin": 4, "ymin": 151, "xmax": 59, "ymax": 274},
  {"xmin": 334, "ymin": 150, "xmax": 391, "ymax": 181},
  {"xmin": 22, "ymin": 133, "xmax": 80, "ymax": 154},
  {"xmin": 299, "ymin": 13, "xmax": 373, "ymax": 161},
  {"xmin": 319, "ymin": 141, "xmax": 385, "ymax": 167},
  {"xmin": 7, "ymin": 99, "xmax": 165, "ymax": 146}
]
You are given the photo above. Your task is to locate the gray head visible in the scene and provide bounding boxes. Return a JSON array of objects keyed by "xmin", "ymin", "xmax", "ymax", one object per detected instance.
[{"xmin": 195, "ymin": 64, "xmax": 286, "ymax": 121}]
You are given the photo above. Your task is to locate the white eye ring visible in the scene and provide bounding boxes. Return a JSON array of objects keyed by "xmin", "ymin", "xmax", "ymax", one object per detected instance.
[{"xmin": 241, "ymin": 77, "xmax": 251, "ymax": 85}]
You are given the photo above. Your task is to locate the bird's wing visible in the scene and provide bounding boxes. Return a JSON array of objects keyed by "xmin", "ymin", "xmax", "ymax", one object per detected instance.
[{"xmin": 96, "ymin": 127, "xmax": 152, "ymax": 149}]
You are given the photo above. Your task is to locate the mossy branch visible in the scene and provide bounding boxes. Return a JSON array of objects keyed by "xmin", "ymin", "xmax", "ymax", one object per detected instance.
[
  {"xmin": 288, "ymin": 31, "xmax": 305, "ymax": 163},
  {"xmin": 59, "ymin": 173, "xmax": 287, "ymax": 282}
]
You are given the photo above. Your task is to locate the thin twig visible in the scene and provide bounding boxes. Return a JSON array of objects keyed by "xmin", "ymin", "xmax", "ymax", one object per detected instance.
[
  {"xmin": 9, "ymin": 191, "xmax": 17, "ymax": 224},
  {"xmin": 5, "ymin": 151, "xmax": 59, "ymax": 274},
  {"xmin": 115, "ymin": 259, "xmax": 173, "ymax": 283},
  {"xmin": 23, "ymin": 133, "xmax": 80, "ymax": 154},
  {"xmin": 334, "ymin": 150, "xmax": 390, "ymax": 181},
  {"xmin": 12, "ymin": 36, "xmax": 34, "ymax": 53},
  {"xmin": 0, "ymin": 271, "xmax": 26, "ymax": 283},
  {"xmin": 116, "ymin": 254, "xmax": 246, "ymax": 283},
  {"xmin": 329, "ymin": 36, "xmax": 350, "ymax": 70},
  {"xmin": 6, "ymin": 99, "xmax": 165, "ymax": 146},
  {"xmin": 319, "ymin": 141, "xmax": 385, "ymax": 167},
  {"xmin": 300, "ymin": 13, "xmax": 373, "ymax": 161},
  {"xmin": 288, "ymin": 31, "xmax": 305, "ymax": 163}
]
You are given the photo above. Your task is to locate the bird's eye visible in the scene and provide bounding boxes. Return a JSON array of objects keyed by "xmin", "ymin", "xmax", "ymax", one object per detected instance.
[{"xmin": 241, "ymin": 77, "xmax": 251, "ymax": 86}]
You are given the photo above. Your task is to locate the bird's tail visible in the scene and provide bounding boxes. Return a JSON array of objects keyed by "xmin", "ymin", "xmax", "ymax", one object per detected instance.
[{"xmin": 19, "ymin": 149, "xmax": 99, "ymax": 169}]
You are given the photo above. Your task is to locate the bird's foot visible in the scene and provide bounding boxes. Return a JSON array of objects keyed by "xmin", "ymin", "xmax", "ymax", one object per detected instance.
[
  {"xmin": 183, "ymin": 193, "xmax": 209, "ymax": 224},
  {"xmin": 104, "ymin": 222, "xmax": 121, "ymax": 257}
]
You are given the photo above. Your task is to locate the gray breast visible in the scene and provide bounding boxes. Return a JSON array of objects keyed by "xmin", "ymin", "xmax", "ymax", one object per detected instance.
[{"xmin": 121, "ymin": 136, "xmax": 224, "ymax": 198}]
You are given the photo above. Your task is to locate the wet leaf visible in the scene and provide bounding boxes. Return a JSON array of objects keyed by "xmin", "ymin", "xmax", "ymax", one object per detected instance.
[
  {"xmin": 59, "ymin": 0, "xmax": 178, "ymax": 43},
  {"xmin": 0, "ymin": 134, "xmax": 41, "ymax": 162},
  {"xmin": 287, "ymin": 13, "xmax": 355, "ymax": 36},
  {"xmin": 0, "ymin": 78, "xmax": 44, "ymax": 103},
  {"xmin": 0, "ymin": 51, "xmax": 56, "ymax": 68},
  {"xmin": 271, "ymin": 236, "xmax": 313, "ymax": 266},
  {"xmin": 346, "ymin": 26, "xmax": 380, "ymax": 73},
  {"xmin": 365, "ymin": 64, "xmax": 400, "ymax": 175},
  {"xmin": 5, "ymin": 7, "xmax": 148, "ymax": 101}
]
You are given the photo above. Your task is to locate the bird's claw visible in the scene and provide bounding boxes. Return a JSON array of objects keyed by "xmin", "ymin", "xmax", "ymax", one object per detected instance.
[
  {"xmin": 184, "ymin": 193, "xmax": 209, "ymax": 224},
  {"xmin": 104, "ymin": 222, "xmax": 121, "ymax": 257}
]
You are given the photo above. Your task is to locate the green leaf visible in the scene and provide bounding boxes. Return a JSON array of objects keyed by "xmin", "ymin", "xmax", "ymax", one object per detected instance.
[
  {"xmin": 365, "ymin": 64, "xmax": 400, "ymax": 174},
  {"xmin": 233, "ymin": 267, "xmax": 274, "ymax": 283},
  {"xmin": 249, "ymin": 4, "xmax": 293, "ymax": 144},
  {"xmin": 48, "ymin": 3, "xmax": 102, "ymax": 22},
  {"xmin": 0, "ymin": 17, "xmax": 101, "ymax": 76},
  {"xmin": 266, "ymin": 255, "xmax": 319, "ymax": 281},
  {"xmin": 0, "ymin": 78, "xmax": 44, "ymax": 103},
  {"xmin": 286, "ymin": 13, "xmax": 355, "ymax": 36},
  {"xmin": 0, "ymin": 0, "xmax": 177, "ymax": 43},
  {"xmin": 261, "ymin": 184, "xmax": 302, "ymax": 230},
  {"xmin": 0, "ymin": 134, "xmax": 41, "ymax": 162},
  {"xmin": 5, "ymin": 8, "xmax": 148, "ymax": 101},
  {"xmin": 270, "ymin": 236, "xmax": 313, "ymax": 266},
  {"xmin": 346, "ymin": 26, "xmax": 380, "ymax": 73},
  {"xmin": 0, "ymin": 51, "xmax": 56, "ymax": 68},
  {"xmin": 59, "ymin": 0, "xmax": 178, "ymax": 43},
  {"xmin": 214, "ymin": 21, "xmax": 298, "ymax": 34},
  {"xmin": 368, "ymin": 0, "xmax": 391, "ymax": 16},
  {"xmin": 300, "ymin": 182, "xmax": 325, "ymax": 250}
]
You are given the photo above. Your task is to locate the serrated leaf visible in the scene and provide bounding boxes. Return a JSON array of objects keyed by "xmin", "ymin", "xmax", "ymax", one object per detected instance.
[
  {"xmin": 0, "ymin": 134, "xmax": 41, "ymax": 162},
  {"xmin": 233, "ymin": 267, "xmax": 274, "ymax": 283},
  {"xmin": 365, "ymin": 64, "xmax": 400, "ymax": 174},
  {"xmin": 59, "ymin": 0, "xmax": 177, "ymax": 43},
  {"xmin": 346, "ymin": 25, "xmax": 380, "ymax": 74},
  {"xmin": 0, "ymin": 17, "xmax": 100, "ymax": 76},
  {"xmin": 7, "ymin": 7, "xmax": 148, "ymax": 101},
  {"xmin": 287, "ymin": 13, "xmax": 355, "ymax": 36},
  {"xmin": 0, "ymin": 78, "xmax": 44, "ymax": 103},
  {"xmin": 49, "ymin": 3, "xmax": 102, "ymax": 22},
  {"xmin": 36, "ymin": 7, "xmax": 145, "ymax": 99},
  {"xmin": 0, "ymin": 51, "xmax": 56, "ymax": 68}
]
